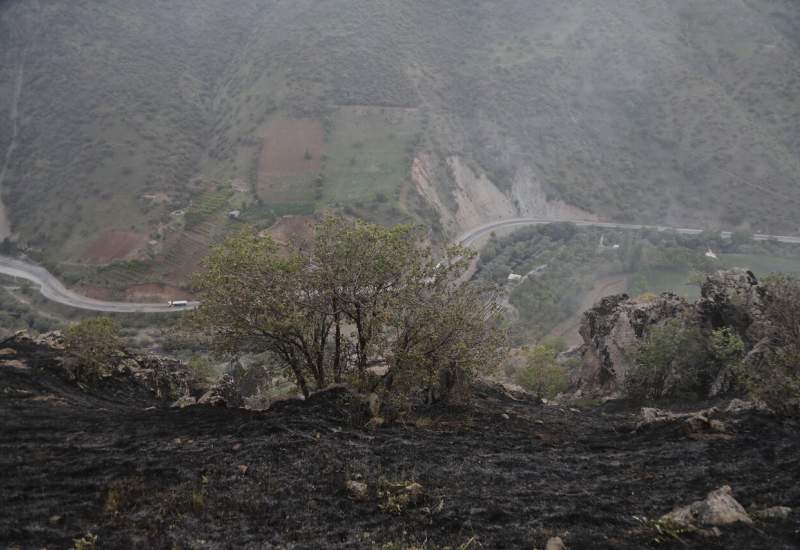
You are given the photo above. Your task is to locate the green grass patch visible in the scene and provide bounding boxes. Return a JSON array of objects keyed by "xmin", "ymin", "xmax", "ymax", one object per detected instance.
[
  {"xmin": 720, "ymin": 254, "xmax": 800, "ymax": 277},
  {"xmin": 628, "ymin": 267, "xmax": 700, "ymax": 300},
  {"xmin": 185, "ymin": 190, "xmax": 233, "ymax": 229},
  {"xmin": 321, "ymin": 107, "xmax": 421, "ymax": 204}
]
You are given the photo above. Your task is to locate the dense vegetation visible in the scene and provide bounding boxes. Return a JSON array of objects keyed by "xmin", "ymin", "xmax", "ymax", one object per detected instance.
[
  {"xmin": 189, "ymin": 216, "xmax": 504, "ymax": 406},
  {"xmin": 624, "ymin": 274, "xmax": 800, "ymax": 413},
  {"xmin": 477, "ymin": 224, "xmax": 800, "ymax": 345}
]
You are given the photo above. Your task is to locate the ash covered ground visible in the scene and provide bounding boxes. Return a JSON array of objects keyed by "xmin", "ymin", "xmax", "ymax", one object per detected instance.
[{"xmin": 1, "ymin": 337, "xmax": 799, "ymax": 549}]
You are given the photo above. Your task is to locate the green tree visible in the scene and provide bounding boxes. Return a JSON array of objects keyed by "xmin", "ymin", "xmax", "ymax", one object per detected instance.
[
  {"xmin": 64, "ymin": 317, "xmax": 123, "ymax": 383},
  {"xmin": 625, "ymin": 317, "xmax": 708, "ymax": 400},
  {"xmin": 190, "ymin": 217, "xmax": 505, "ymax": 402},
  {"xmin": 514, "ymin": 343, "xmax": 569, "ymax": 399},
  {"xmin": 737, "ymin": 274, "xmax": 800, "ymax": 413}
]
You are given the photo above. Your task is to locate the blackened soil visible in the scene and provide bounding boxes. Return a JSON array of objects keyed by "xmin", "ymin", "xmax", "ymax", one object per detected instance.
[{"xmin": 2, "ymin": 362, "xmax": 799, "ymax": 549}]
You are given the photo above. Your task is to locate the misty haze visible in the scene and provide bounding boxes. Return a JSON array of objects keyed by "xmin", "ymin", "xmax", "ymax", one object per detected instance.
[{"xmin": 1, "ymin": 2, "xmax": 799, "ymax": 549}]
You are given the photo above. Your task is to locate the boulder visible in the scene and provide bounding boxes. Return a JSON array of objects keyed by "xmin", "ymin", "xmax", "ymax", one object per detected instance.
[
  {"xmin": 576, "ymin": 293, "xmax": 688, "ymax": 391},
  {"xmin": 662, "ymin": 486, "xmax": 752, "ymax": 527},
  {"xmin": 753, "ymin": 506, "xmax": 792, "ymax": 521},
  {"xmin": 696, "ymin": 268, "xmax": 765, "ymax": 342},
  {"xmin": 545, "ymin": 536, "xmax": 567, "ymax": 550},
  {"xmin": 345, "ymin": 480, "xmax": 369, "ymax": 500},
  {"xmin": 575, "ymin": 270, "xmax": 772, "ymax": 397},
  {"xmin": 197, "ymin": 373, "xmax": 244, "ymax": 408},
  {"xmin": 171, "ymin": 395, "xmax": 197, "ymax": 408},
  {"xmin": 118, "ymin": 355, "xmax": 197, "ymax": 401}
]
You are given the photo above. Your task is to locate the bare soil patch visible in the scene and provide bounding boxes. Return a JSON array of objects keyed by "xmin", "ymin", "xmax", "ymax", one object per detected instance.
[
  {"xmin": 125, "ymin": 284, "xmax": 191, "ymax": 303},
  {"xmin": 259, "ymin": 119, "xmax": 325, "ymax": 177},
  {"xmin": 82, "ymin": 231, "xmax": 148, "ymax": 264},
  {"xmin": 262, "ymin": 215, "xmax": 315, "ymax": 247}
]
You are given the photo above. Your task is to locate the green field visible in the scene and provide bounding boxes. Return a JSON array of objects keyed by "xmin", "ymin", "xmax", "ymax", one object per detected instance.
[
  {"xmin": 321, "ymin": 107, "xmax": 421, "ymax": 204},
  {"xmin": 720, "ymin": 254, "xmax": 800, "ymax": 277},
  {"xmin": 629, "ymin": 268, "xmax": 699, "ymax": 300},
  {"xmin": 631, "ymin": 255, "xmax": 800, "ymax": 300}
]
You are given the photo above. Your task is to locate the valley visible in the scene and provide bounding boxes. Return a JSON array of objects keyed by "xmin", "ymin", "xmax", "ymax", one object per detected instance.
[{"xmin": 1, "ymin": 0, "xmax": 799, "ymax": 288}]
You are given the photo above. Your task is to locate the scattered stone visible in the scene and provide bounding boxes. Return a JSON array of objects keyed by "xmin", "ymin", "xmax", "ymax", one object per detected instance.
[
  {"xmin": 501, "ymin": 413, "xmax": 510, "ymax": 420},
  {"xmin": 662, "ymin": 486, "xmax": 752, "ymax": 527},
  {"xmin": 170, "ymin": 395, "xmax": 197, "ymax": 408},
  {"xmin": 238, "ymin": 464, "xmax": 249, "ymax": 475},
  {"xmin": 196, "ymin": 373, "xmax": 244, "ymax": 408},
  {"xmin": 545, "ymin": 536, "xmax": 567, "ymax": 550},
  {"xmin": 197, "ymin": 391, "xmax": 227, "ymax": 407},
  {"xmin": 48, "ymin": 514, "xmax": 64, "ymax": 525},
  {"xmin": 725, "ymin": 398, "xmax": 770, "ymax": 414},
  {"xmin": 365, "ymin": 416, "xmax": 385, "ymax": 430},
  {"xmin": 0, "ymin": 359, "xmax": 28, "ymax": 370},
  {"xmin": 752, "ymin": 506, "xmax": 792, "ymax": 521},
  {"xmin": 232, "ymin": 443, "xmax": 242, "ymax": 451},
  {"xmin": 638, "ymin": 407, "xmax": 732, "ymax": 439},
  {"xmin": 346, "ymin": 480, "xmax": 369, "ymax": 501}
]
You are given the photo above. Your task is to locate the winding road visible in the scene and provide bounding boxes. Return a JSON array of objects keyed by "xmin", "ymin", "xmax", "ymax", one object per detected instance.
[
  {"xmin": 0, "ymin": 255, "xmax": 198, "ymax": 313},
  {"xmin": 1, "ymin": 217, "xmax": 799, "ymax": 313},
  {"xmin": 456, "ymin": 217, "xmax": 800, "ymax": 247}
]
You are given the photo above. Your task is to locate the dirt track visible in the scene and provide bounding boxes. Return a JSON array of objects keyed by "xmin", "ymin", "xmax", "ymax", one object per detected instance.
[{"xmin": 2, "ymin": 341, "xmax": 799, "ymax": 549}]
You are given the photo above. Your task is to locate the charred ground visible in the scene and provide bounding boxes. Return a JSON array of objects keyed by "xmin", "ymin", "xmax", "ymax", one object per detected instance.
[{"xmin": 1, "ymin": 337, "xmax": 799, "ymax": 549}]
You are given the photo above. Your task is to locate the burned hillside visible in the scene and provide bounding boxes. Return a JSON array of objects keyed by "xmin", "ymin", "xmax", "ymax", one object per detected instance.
[{"xmin": 1, "ymin": 333, "xmax": 799, "ymax": 549}]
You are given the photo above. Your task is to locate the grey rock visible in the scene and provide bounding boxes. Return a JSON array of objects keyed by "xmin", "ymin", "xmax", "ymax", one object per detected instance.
[
  {"xmin": 545, "ymin": 536, "xmax": 567, "ymax": 550},
  {"xmin": 662, "ymin": 485, "xmax": 752, "ymax": 527},
  {"xmin": 345, "ymin": 480, "xmax": 369, "ymax": 500},
  {"xmin": 576, "ymin": 293, "xmax": 688, "ymax": 392},
  {"xmin": 696, "ymin": 268, "xmax": 765, "ymax": 342},
  {"xmin": 753, "ymin": 506, "xmax": 792, "ymax": 521}
]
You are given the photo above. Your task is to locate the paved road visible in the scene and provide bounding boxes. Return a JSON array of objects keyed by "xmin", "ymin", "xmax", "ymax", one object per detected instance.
[
  {"xmin": 2, "ymin": 217, "xmax": 799, "ymax": 313},
  {"xmin": 0, "ymin": 255, "xmax": 197, "ymax": 313},
  {"xmin": 456, "ymin": 217, "xmax": 800, "ymax": 247}
]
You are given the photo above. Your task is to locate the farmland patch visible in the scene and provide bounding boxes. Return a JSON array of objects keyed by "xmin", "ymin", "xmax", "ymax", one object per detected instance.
[{"xmin": 82, "ymin": 231, "xmax": 149, "ymax": 264}]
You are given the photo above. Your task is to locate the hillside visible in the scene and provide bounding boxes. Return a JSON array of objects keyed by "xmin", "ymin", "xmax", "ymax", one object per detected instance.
[
  {"xmin": 2, "ymin": 332, "xmax": 799, "ymax": 549},
  {"xmin": 1, "ymin": 0, "xmax": 799, "ymax": 278}
]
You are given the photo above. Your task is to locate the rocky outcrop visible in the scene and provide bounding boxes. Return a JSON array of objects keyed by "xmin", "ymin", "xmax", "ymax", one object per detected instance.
[
  {"xmin": 696, "ymin": 268, "xmax": 766, "ymax": 342},
  {"xmin": 661, "ymin": 486, "xmax": 752, "ymax": 527},
  {"xmin": 116, "ymin": 354, "xmax": 197, "ymax": 402},
  {"xmin": 575, "ymin": 269, "xmax": 771, "ymax": 397},
  {"xmin": 0, "ymin": 330, "xmax": 200, "ymax": 404},
  {"xmin": 576, "ymin": 293, "xmax": 689, "ymax": 391},
  {"xmin": 197, "ymin": 372, "xmax": 244, "ymax": 408}
]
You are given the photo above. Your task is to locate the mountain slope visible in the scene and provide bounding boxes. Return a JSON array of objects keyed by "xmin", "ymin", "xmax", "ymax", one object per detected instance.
[{"xmin": 0, "ymin": 0, "xmax": 799, "ymax": 268}]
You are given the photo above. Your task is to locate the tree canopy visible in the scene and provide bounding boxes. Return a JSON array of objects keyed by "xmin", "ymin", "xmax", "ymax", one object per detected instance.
[{"xmin": 190, "ymin": 216, "xmax": 505, "ymax": 402}]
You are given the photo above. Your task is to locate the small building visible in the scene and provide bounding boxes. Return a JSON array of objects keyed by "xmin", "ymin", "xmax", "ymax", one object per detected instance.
[
  {"xmin": 507, "ymin": 273, "xmax": 523, "ymax": 282},
  {"xmin": 228, "ymin": 210, "xmax": 242, "ymax": 220},
  {"xmin": 705, "ymin": 249, "xmax": 718, "ymax": 260}
]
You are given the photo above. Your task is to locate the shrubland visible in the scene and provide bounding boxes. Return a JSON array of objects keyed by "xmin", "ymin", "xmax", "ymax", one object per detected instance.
[
  {"xmin": 621, "ymin": 274, "xmax": 800, "ymax": 413},
  {"xmin": 64, "ymin": 317, "xmax": 123, "ymax": 383},
  {"xmin": 188, "ymin": 216, "xmax": 505, "ymax": 407},
  {"xmin": 477, "ymin": 224, "xmax": 800, "ymax": 345}
]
